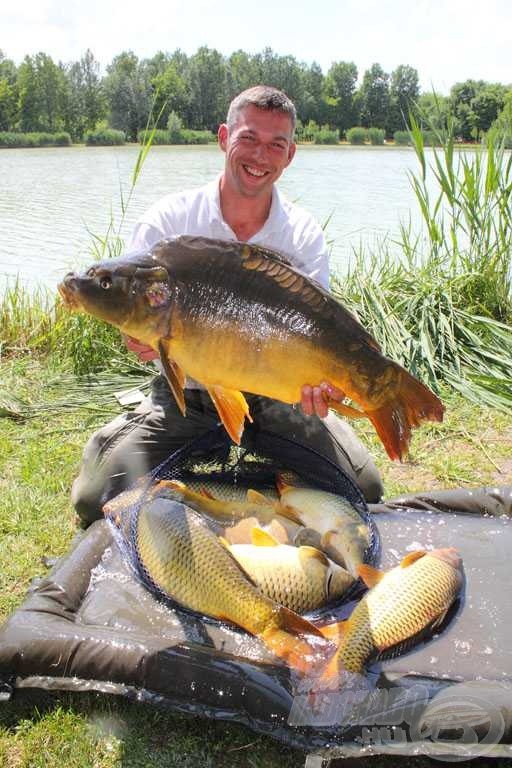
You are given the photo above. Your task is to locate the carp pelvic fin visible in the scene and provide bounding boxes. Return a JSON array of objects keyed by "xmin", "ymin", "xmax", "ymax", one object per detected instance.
[
  {"xmin": 357, "ymin": 563, "xmax": 386, "ymax": 588},
  {"xmin": 158, "ymin": 341, "xmax": 186, "ymax": 416},
  {"xmin": 251, "ymin": 527, "xmax": 280, "ymax": 547},
  {"xmin": 207, "ymin": 386, "xmax": 253, "ymax": 445}
]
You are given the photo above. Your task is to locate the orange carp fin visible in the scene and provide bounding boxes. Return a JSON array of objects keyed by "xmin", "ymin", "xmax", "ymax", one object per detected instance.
[
  {"xmin": 319, "ymin": 618, "xmax": 349, "ymax": 643},
  {"xmin": 207, "ymin": 385, "xmax": 252, "ymax": 445},
  {"xmin": 400, "ymin": 551, "xmax": 427, "ymax": 568},
  {"xmin": 275, "ymin": 504, "xmax": 303, "ymax": 525},
  {"xmin": 366, "ymin": 369, "xmax": 444, "ymax": 461},
  {"xmin": 158, "ymin": 341, "xmax": 186, "ymax": 417},
  {"xmin": 246, "ymin": 488, "xmax": 274, "ymax": 506},
  {"xmin": 357, "ymin": 563, "xmax": 386, "ymax": 588},
  {"xmin": 199, "ymin": 486, "xmax": 216, "ymax": 499}
]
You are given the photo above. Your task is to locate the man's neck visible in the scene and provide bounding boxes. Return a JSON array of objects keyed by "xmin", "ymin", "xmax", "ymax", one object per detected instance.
[{"xmin": 219, "ymin": 177, "xmax": 273, "ymax": 241}]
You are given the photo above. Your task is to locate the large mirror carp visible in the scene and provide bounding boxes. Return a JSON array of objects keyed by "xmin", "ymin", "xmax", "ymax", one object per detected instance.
[{"xmin": 58, "ymin": 236, "xmax": 444, "ymax": 459}]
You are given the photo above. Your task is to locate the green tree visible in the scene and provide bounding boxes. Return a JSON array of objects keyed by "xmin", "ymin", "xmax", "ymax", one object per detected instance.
[
  {"xmin": 471, "ymin": 83, "xmax": 507, "ymax": 137},
  {"xmin": 17, "ymin": 53, "xmax": 68, "ymax": 132},
  {"xmin": 226, "ymin": 50, "xmax": 259, "ymax": 101},
  {"xmin": 104, "ymin": 51, "xmax": 152, "ymax": 140},
  {"xmin": 186, "ymin": 47, "xmax": 228, "ymax": 131},
  {"xmin": 0, "ymin": 53, "xmax": 17, "ymax": 130},
  {"xmin": 299, "ymin": 62, "xmax": 325, "ymax": 126},
  {"xmin": 449, "ymin": 80, "xmax": 484, "ymax": 140},
  {"xmin": 65, "ymin": 50, "xmax": 106, "ymax": 140},
  {"xmin": 152, "ymin": 61, "xmax": 188, "ymax": 127},
  {"xmin": 358, "ymin": 63, "xmax": 390, "ymax": 129},
  {"xmin": 323, "ymin": 61, "xmax": 358, "ymax": 135},
  {"xmin": 387, "ymin": 64, "xmax": 420, "ymax": 134}
]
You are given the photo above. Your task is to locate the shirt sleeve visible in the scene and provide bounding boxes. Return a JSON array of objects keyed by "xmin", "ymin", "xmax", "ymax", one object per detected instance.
[
  {"xmin": 127, "ymin": 221, "xmax": 174, "ymax": 253},
  {"xmin": 293, "ymin": 217, "xmax": 330, "ymax": 290}
]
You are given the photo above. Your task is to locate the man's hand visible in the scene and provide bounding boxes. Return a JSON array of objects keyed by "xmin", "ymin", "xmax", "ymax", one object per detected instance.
[
  {"xmin": 300, "ymin": 382, "xmax": 346, "ymax": 419},
  {"xmin": 123, "ymin": 334, "xmax": 159, "ymax": 362}
]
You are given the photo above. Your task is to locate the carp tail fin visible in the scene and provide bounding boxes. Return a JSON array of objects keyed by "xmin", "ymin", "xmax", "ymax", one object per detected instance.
[{"xmin": 365, "ymin": 369, "xmax": 444, "ymax": 461}]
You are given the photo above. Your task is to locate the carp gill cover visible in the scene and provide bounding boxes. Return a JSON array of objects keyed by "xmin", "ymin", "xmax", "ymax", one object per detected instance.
[{"xmin": 58, "ymin": 236, "xmax": 444, "ymax": 459}]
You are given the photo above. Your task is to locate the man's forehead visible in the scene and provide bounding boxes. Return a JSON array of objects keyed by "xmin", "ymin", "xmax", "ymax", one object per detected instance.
[{"xmin": 231, "ymin": 106, "xmax": 294, "ymax": 140}]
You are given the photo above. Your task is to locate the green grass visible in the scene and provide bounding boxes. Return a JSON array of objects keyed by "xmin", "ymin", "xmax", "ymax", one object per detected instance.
[{"xmin": 1, "ymin": 355, "xmax": 511, "ymax": 766}]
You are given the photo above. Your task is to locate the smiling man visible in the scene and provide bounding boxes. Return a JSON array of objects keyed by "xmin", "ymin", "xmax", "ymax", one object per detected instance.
[{"xmin": 72, "ymin": 86, "xmax": 383, "ymax": 525}]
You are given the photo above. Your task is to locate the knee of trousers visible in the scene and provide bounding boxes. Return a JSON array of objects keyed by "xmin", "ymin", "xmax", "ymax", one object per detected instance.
[{"xmin": 70, "ymin": 410, "xmax": 151, "ymax": 526}]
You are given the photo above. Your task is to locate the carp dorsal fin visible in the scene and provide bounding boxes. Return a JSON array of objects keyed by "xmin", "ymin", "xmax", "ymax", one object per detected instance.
[
  {"xmin": 240, "ymin": 245, "xmax": 332, "ymax": 315},
  {"xmin": 207, "ymin": 385, "xmax": 253, "ymax": 445},
  {"xmin": 400, "ymin": 551, "xmax": 427, "ymax": 568},
  {"xmin": 246, "ymin": 488, "xmax": 273, "ymax": 506},
  {"xmin": 275, "ymin": 472, "xmax": 294, "ymax": 496},
  {"xmin": 251, "ymin": 527, "xmax": 280, "ymax": 547},
  {"xmin": 158, "ymin": 341, "xmax": 186, "ymax": 416},
  {"xmin": 357, "ymin": 563, "xmax": 385, "ymax": 588}
]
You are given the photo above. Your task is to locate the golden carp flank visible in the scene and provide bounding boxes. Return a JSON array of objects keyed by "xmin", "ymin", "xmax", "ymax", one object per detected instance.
[
  {"xmin": 227, "ymin": 530, "xmax": 354, "ymax": 614},
  {"xmin": 59, "ymin": 236, "xmax": 444, "ymax": 460},
  {"xmin": 326, "ymin": 549, "xmax": 463, "ymax": 675}
]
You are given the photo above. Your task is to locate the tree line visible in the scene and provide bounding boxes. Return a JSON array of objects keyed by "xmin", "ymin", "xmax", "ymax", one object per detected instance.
[{"xmin": 0, "ymin": 46, "xmax": 511, "ymax": 143}]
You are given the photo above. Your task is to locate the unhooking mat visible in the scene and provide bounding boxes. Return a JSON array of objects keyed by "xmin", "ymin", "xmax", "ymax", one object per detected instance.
[{"xmin": 1, "ymin": 426, "xmax": 511, "ymax": 761}]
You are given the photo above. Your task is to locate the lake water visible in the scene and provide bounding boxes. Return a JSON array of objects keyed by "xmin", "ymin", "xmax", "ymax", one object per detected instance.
[{"xmin": 0, "ymin": 144, "xmax": 425, "ymax": 291}]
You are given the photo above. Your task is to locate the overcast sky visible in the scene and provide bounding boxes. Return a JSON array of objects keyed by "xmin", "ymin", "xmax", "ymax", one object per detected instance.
[{"xmin": 2, "ymin": 0, "xmax": 510, "ymax": 94}]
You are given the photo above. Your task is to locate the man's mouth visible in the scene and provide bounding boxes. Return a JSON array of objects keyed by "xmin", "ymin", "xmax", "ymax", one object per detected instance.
[{"xmin": 243, "ymin": 164, "xmax": 268, "ymax": 178}]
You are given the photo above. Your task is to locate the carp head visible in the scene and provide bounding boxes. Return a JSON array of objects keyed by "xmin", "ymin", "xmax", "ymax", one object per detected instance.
[{"xmin": 58, "ymin": 258, "xmax": 173, "ymax": 342}]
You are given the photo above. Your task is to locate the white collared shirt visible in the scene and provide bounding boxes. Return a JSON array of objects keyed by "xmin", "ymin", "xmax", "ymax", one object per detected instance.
[{"xmin": 128, "ymin": 176, "xmax": 330, "ymax": 288}]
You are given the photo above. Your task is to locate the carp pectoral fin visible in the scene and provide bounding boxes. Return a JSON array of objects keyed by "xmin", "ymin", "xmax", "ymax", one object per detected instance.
[
  {"xmin": 207, "ymin": 386, "xmax": 252, "ymax": 445},
  {"xmin": 327, "ymin": 400, "xmax": 368, "ymax": 420},
  {"xmin": 251, "ymin": 527, "xmax": 280, "ymax": 547},
  {"xmin": 400, "ymin": 551, "xmax": 427, "ymax": 568},
  {"xmin": 158, "ymin": 341, "xmax": 186, "ymax": 416},
  {"xmin": 357, "ymin": 563, "xmax": 386, "ymax": 588},
  {"xmin": 246, "ymin": 488, "xmax": 274, "ymax": 506},
  {"xmin": 200, "ymin": 486, "xmax": 216, "ymax": 499}
]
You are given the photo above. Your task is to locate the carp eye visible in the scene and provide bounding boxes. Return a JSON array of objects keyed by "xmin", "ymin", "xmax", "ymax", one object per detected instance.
[{"xmin": 100, "ymin": 277, "xmax": 112, "ymax": 290}]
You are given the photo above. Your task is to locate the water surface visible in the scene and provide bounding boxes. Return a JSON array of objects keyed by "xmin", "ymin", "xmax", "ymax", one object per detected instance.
[{"xmin": 0, "ymin": 144, "xmax": 422, "ymax": 290}]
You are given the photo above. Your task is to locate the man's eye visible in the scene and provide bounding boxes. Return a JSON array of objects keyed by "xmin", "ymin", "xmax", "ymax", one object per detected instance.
[{"xmin": 100, "ymin": 277, "xmax": 112, "ymax": 290}]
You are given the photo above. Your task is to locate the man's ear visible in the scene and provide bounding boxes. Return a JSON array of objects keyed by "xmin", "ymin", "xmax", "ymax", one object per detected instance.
[
  {"xmin": 218, "ymin": 123, "xmax": 228, "ymax": 151},
  {"xmin": 286, "ymin": 141, "xmax": 297, "ymax": 167}
]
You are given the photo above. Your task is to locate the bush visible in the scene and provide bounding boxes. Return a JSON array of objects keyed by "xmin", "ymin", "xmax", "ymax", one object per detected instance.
[
  {"xmin": 421, "ymin": 130, "xmax": 439, "ymax": 147},
  {"xmin": 368, "ymin": 127, "xmax": 385, "ymax": 146},
  {"xmin": 137, "ymin": 129, "xmax": 170, "ymax": 145},
  {"xmin": 180, "ymin": 129, "xmax": 216, "ymax": 144},
  {"xmin": 393, "ymin": 130, "xmax": 412, "ymax": 146},
  {"xmin": 346, "ymin": 127, "xmax": 368, "ymax": 145},
  {"xmin": 313, "ymin": 126, "xmax": 340, "ymax": 145},
  {"xmin": 167, "ymin": 111, "xmax": 183, "ymax": 143},
  {"xmin": 0, "ymin": 131, "xmax": 72, "ymax": 148},
  {"xmin": 85, "ymin": 128, "xmax": 126, "ymax": 146}
]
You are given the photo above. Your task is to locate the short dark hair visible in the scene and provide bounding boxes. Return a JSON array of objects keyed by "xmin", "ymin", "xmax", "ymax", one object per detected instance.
[{"xmin": 226, "ymin": 85, "xmax": 296, "ymax": 134}]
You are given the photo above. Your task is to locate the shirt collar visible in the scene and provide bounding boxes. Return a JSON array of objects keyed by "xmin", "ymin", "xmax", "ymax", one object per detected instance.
[{"xmin": 206, "ymin": 175, "xmax": 285, "ymax": 239}]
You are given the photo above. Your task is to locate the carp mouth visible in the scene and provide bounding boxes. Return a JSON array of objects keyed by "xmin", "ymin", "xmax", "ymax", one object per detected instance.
[{"xmin": 57, "ymin": 273, "xmax": 82, "ymax": 311}]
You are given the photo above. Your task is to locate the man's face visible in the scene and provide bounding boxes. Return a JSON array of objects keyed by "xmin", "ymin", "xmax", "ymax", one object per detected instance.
[{"xmin": 218, "ymin": 104, "xmax": 296, "ymax": 198}]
